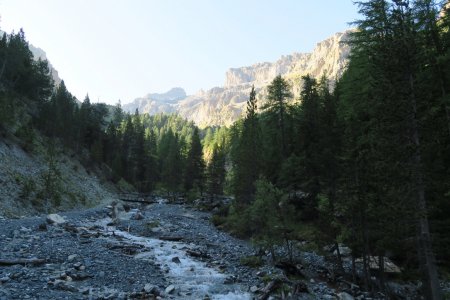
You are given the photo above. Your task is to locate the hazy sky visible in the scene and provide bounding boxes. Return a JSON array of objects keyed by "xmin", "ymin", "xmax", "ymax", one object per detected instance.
[{"xmin": 0, "ymin": 0, "xmax": 359, "ymax": 104}]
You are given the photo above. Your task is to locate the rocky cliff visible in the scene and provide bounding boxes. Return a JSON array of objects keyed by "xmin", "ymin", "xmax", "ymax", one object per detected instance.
[
  {"xmin": 125, "ymin": 30, "xmax": 352, "ymax": 127},
  {"xmin": 123, "ymin": 87, "xmax": 186, "ymax": 115}
]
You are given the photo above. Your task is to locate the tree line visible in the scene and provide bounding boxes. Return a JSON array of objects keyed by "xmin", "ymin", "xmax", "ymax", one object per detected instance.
[
  {"xmin": 223, "ymin": 1, "xmax": 449, "ymax": 299},
  {"xmin": 1, "ymin": 1, "xmax": 449, "ymax": 297}
]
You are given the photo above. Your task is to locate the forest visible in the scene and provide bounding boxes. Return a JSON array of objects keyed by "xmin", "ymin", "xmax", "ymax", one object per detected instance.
[{"xmin": 0, "ymin": 1, "xmax": 449, "ymax": 299}]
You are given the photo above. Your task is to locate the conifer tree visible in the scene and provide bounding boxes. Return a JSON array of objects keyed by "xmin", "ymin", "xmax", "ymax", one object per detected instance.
[
  {"xmin": 233, "ymin": 86, "xmax": 261, "ymax": 206},
  {"xmin": 184, "ymin": 127, "xmax": 205, "ymax": 194}
]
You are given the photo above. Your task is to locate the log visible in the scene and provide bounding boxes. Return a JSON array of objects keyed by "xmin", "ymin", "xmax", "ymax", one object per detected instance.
[
  {"xmin": 0, "ymin": 258, "xmax": 46, "ymax": 266},
  {"xmin": 159, "ymin": 236, "xmax": 183, "ymax": 242},
  {"xmin": 258, "ymin": 279, "xmax": 281, "ymax": 300}
]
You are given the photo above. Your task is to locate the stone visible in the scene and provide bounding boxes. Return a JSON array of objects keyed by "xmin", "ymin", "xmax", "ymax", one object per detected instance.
[
  {"xmin": 338, "ymin": 292, "xmax": 355, "ymax": 300},
  {"xmin": 46, "ymin": 214, "xmax": 66, "ymax": 225},
  {"xmin": 0, "ymin": 277, "xmax": 10, "ymax": 283},
  {"xmin": 67, "ymin": 254, "xmax": 78, "ymax": 262},
  {"xmin": 144, "ymin": 283, "xmax": 158, "ymax": 294},
  {"xmin": 250, "ymin": 286, "xmax": 259, "ymax": 293},
  {"xmin": 38, "ymin": 223, "xmax": 47, "ymax": 231},
  {"xmin": 133, "ymin": 212, "xmax": 144, "ymax": 220},
  {"xmin": 165, "ymin": 284, "xmax": 175, "ymax": 294},
  {"xmin": 171, "ymin": 256, "xmax": 181, "ymax": 264}
]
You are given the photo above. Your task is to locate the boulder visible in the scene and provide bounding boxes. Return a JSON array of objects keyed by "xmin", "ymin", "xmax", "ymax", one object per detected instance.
[{"xmin": 46, "ymin": 214, "xmax": 66, "ymax": 225}]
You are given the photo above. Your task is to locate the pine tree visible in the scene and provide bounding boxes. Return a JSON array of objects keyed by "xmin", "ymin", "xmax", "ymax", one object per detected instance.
[
  {"xmin": 338, "ymin": 1, "xmax": 443, "ymax": 296},
  {"xmin": 184, "ymin": 127, "xmax": 205, "ymax": 194},
  {"xmin": 264, "ymin": 75, "xmax": 292, "ymax": 159},
  {"xmin": 207, "ymin": 143, "xmax": 226, "ymax": 199},
  {"xmin": 233, "ymin": 86, "xmax": 262, "ymax": 206}
]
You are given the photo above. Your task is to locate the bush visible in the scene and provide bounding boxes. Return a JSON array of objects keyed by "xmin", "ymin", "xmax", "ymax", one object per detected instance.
[
  {"xmin": 239, "ymin": 255, "xmax": 263, "ymax": 268},
  {"xmin": 20, "ymin": 177, "xmax": 36, "ymax": 199}
]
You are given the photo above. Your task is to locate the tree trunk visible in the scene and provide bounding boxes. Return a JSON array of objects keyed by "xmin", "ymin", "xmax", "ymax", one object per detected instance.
[
  {"xmin": 378, "ymin": 255, "xmax": 385, "ymax": 292},
  {"xmin": 409, "ymin": 74, "xmax": 442, "ymax": 300}
]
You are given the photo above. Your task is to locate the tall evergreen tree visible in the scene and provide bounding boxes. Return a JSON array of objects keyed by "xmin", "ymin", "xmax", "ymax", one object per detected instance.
[
  {"xmin": 207, "ymin": 143, "xmax": 226, "ymax": 199},
  {"xmin": 184, "ymin": 127, "xmax": 205, "ymax": 193},
  {"xmin": 233, "ymin": 86, "xmax": 262, "ymax": 206},
  {"xmin": 264, "ymin": 75, "xmax": 292, "ymax": 159}
]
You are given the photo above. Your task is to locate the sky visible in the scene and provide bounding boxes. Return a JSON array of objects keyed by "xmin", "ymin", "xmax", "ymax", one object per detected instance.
[{"xmin": 0, "ymin": 0, "xmax": 360, "ymax": 104}]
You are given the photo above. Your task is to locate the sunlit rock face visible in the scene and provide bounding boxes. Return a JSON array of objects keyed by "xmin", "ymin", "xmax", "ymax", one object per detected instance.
[
  {"xmin": 123, "ymin": 87, "xmax": 186, "ymax": 115},
  {"xmin": 125, "ymin": 31, "xmax": 352, "ymax": 128}
]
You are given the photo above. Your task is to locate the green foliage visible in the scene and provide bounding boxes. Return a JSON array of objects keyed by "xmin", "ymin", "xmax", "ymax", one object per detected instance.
[
  {"xmin": 19, "ymin": 176, "xmax": 36, "ymax": 200},
  {"xmin": 38, "ymin": 143, "xmax": 62, "ymax": 209},
  {"xmin": 15, "ymin": 123, "xmax": 35, "ymax": 152},
  {"xmin": 206, "ymin": 143, "xmax": 226, "ymax": 199},
  {"xmin": 239, "ymin": 255, "xmax": 263, "ymax": 268},
  {"xmin": 233, "ymin": 86, "xmax": 262, "ymax": 207},
  {"xmin": 184, "ymin": 127, "xmax": 205, "ymax": 194}
]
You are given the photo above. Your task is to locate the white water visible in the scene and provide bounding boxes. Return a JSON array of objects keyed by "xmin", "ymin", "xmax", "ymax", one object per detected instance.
[{"xmin": 92, "ymin": 214, "xmax": 251, "ymax": 299}]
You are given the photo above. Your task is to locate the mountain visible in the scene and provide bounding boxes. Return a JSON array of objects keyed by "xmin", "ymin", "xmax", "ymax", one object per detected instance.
[
  {"xmin": 123, "ymin": 87, "xmax": 187, "ymax": 115},
  {"xmin": 0, "ymin": 30, "xmax": 62, "ymax": 85},
  {"xmin": 125, "ymin": 30, "xmax": 352, "ymax": 127},
  {"xmin": 28, "ymin": 44, "xmax": 62, "ymax": 86}
]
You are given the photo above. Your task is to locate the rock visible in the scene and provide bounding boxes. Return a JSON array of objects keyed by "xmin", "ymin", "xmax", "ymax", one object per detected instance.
[
  {"xmin": 171, "ymin": 256, "xmax": 181, "ymax": 264},
  {"xmin": 38, "ymin": 223, "xmax": 47, "ymax": 231},
  {"xmin": 144, "ymin": 283, "xmax": 158, "ymax": 294},
  {"xmin": 98, "ymin": 271, "xmax": 105, "ymax": 278},
  {"xmin": 67, "ymin": 254, "xmax": 78, "ymax": 262},
  {"xmin": 132, "ymin": 212, "xmax": 144, "ymax": 220},
  {"xmin": 165, "ymin": 284, "xmax": 175, "ymax": 294},
  {"xmin": 310, "ymin": 278, "xmax": 315, "ymax": 283},
  {"xmin": 256, "ymin": 270, "xmax": 267, "ymax": 277},
  {"xmin": 0, "ymin": 277, "xmax": 10, "ymax": 283},
  {"xmin": 333, "ymin": 244, "xmax": 352, "ymax": 257},
  {"xmin": 250, "ymin": 286, "xmax": 259, "ymax": 293},
  {"xmin": 46, "ymin": 214, "xmax": 66, "ymax": 225},
  {"xmin": 73, "ymin": 262, "xmax": 83, "ymax": 270},
  {"xmin": 338, "ymin": 291, "xmax": 355, "ymax": 300}
]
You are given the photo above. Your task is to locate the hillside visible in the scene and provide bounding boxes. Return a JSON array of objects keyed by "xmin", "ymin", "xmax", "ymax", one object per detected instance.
[{"xmin": 0, "ymin": 133, "xmax": 119, "ymax": 218}]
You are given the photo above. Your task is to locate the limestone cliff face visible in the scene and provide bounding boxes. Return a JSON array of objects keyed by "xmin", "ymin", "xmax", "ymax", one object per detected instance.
[
  {"xmin": 224, "ymin": 31, "xmax": 350, "ymax": 88},
  {"xmin": 179, "ymin": 31, "xmax": 351, "ymax": 127},
  {"xmin": 28, "ymin": 44, "xmax": 62, "ymax": 86},
  {"xmin": 126, "ymin": 30, "xmax": 352, "ymax": 127},
  {"xmin": 123, "ymin": 87, "xmax": 186, "ymax": 115}
]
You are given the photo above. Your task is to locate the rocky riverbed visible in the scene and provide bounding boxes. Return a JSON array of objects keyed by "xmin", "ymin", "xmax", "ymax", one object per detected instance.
[
  {"xmin": 0, "ymin": 200, "xmax": 434, "ymax": 300},
  {"xmin": 0, "ymin": 201, "xmax": 266, "ymax": 299}
]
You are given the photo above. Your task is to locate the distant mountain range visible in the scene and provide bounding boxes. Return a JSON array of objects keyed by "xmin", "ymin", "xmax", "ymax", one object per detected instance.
[
  {"xmin": 7, "ymin": 28, "xmax": 351, "ymax": 128},
  {"xmin": 123, "ymin": 30, "xmax": 351, "ymax": 127}
]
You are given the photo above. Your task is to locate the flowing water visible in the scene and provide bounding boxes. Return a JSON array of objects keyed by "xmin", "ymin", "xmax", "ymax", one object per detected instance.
[{"xmin": 92, "ymin": 212, "xmax": 251, "ymax": 299}]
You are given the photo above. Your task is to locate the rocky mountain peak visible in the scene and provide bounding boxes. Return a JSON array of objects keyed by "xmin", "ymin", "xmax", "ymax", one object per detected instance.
[
  {"xmin": 224, "ymin": 31, "xmax": 350, "ymax": 89},
  {"xmin": 125, "ymin": 30, "xmax": 352, "ymax": 127}
]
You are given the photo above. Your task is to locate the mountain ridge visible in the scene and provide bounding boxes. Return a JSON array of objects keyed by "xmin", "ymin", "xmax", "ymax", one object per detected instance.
[{"xmin": 123, "ymin": 30, "xmax": 352, "ymax": 127}]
